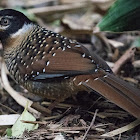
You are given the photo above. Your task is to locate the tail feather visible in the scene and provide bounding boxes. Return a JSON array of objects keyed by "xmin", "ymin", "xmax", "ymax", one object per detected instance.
[
  {"xmin": 107, "ymin": 74, "xmax": 140, "ymax": 95},
  {"xmin": 101, "ymin": 74, "xmax": 140, "ymax": 108},
  {"xmin": 79, "ymin": 72, "xmax": 140, "ymax": 118}
]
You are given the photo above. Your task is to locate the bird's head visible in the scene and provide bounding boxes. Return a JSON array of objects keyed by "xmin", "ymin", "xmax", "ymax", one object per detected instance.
[{"xmin": 0, "ymin": 9, "xmax": 32, "ymax": 44}]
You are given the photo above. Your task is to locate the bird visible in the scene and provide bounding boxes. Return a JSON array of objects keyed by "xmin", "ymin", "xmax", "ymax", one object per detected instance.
[{"xmin": 0, "ymin": 9, "xmax": 140, "ymax": 118}]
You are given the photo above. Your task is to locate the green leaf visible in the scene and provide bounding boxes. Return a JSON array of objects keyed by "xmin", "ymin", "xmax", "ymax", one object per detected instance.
[
  {"xmin": 10, "ymin": 108, "xmax": 38, "ymax": 138},
  {"xmin": 98, "ymin": 0, "xmax": 140, "ymax": 32},
  {"xmin": 132, "ymin": 37, "xmax": 140, "ymax": 47},
  {"xmin": 6, "ymin": 128, "xmax": 12, "ymax": 137}
]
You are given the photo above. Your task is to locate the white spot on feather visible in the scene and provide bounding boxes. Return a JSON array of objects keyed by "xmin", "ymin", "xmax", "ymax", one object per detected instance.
[
  {"xmin": 62, "ymin": 47, "xmax": 65, "ymax": 51},
  {"xmin": 38, "ymin": 51, "xmax": 41, "ymax": 54},
  {"xmin": 43, "ymin": 68, "xmax": 46, "ymax": 72},
  {"xmin": 94, "ymin": 78, "xmax": 99, "ymax": 81},
  {"xmin": 91, "ymin": 60, "xmax": 95, "ymax": 63},
  {"xmin": 40, "ymin": 44, "xmax": 43, "ymax": 47},
  {"xmin": 69, "ymin": 40, "xmax": 74, "ymax": 43},
  {"xmin": 46, "ymin": 61, "xmax": 50, "ymax": 66},
  {"xmin": 95, "ymin": 69, "xmax": 98, "ymax": 72},
  {"xmin": 73, "ymin": 77, "xmax": 76, "ymax": 81},
  {"xmin": 25, "ymin": 77, "xmax": 28, "ymax": 81},
  {"xmin": 85, "ymin": 79, "xmax": 90, "ymax": 83},
  {"xmin": 78, "ymin": 82, "xmax": 82, "ymax": 86},
  {"xmin": 103, "ymin": 75, "xmax": 108, "ymax": 78},
  {"xmin": 52, "ymin": 53, "xmax": 56, "ymax": 56},
  {"xmin": 75, "ymin": 45, "xmax": 81, "ymax": 47},
  {"xmin": 42, "ymin": 56, "xmax": 46, "ymax": 59},
  {"xmin": 82, "ymin": 53, "xmax": 86, "ymax": 58},
  {"xmin": 51, "ymin": 47, "xmax": 55, "ymax": 51},
  {"xmin": 64, "ymin": 76, "xmax": 69, "ymax": 79}
]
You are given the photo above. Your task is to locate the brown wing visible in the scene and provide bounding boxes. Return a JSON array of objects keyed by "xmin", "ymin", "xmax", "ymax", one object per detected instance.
[{"xmin": 16, "ymin": 29, "xmax": 111, "ymax": 80}]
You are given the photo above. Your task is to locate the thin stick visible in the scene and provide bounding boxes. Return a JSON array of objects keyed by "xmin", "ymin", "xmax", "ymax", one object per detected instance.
[
  {"xmin": 0, "ymin": 102, "xmax": 17, "ymax": 114},
  {"xmin": 21, "ymin": 120, "xmax": 47, "ymax": 125},
  {"xmin": 101, "ymin": 119, "xmax": 140, "ymax": 137},
  {"xmin": 82, "ymin": 109, "xmax": 98, "ymax": 140},
  {"xmin": 112, "ymin": 48, "xmax": 136, "ymax": 74},
  {"xmin": 28, "ymin": 2, "xmax": 90, "ymax": 15}
]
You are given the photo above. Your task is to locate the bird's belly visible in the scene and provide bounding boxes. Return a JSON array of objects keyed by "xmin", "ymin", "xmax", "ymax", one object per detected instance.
[{"xmin": 23, "ymin": 78, "xmax": 78, "ymax": 101}]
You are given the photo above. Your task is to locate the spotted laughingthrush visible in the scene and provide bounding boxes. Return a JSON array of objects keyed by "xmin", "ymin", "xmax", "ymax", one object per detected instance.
[{"xmin": 0, "ymin": 9, "xmax": 140, "ymax": 118}]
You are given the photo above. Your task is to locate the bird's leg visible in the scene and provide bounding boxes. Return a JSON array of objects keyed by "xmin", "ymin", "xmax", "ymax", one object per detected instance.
[
  {"xmin": 31, "ymin": 102, "xmax": 52, "ymax": 115},
  {"xmin": 47, "ymin": 100, "xmax": 59, "ymax": 111}
]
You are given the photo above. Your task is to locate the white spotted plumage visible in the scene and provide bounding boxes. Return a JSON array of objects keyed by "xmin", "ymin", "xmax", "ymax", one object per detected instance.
[
  {"xmin": 46, "ymin": 61, "xmax": 50, "ymax": 66},
  {"xmin": 43, "ymin": 68, "xmax": 45, "ymax": 72},
  {"xmin": 52, "ymin": 53, "xmax": 56, "ymax": 56}
]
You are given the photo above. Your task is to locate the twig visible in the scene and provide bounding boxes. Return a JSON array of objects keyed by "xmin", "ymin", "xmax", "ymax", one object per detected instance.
[
  {"xmin": 42, "ymin": 101, "xmax": 77, "ymax": 109},
  {"xmin": 44, "ymin": 107, "xmax": 72, "ymax": 121},
  {"xmin": 25, "ymin": 0, "xmax": 57, "ymax": 7},
  {"xmin": 95, "ymin": 33, "xmax": 113, "ymax": 58},
  {"xmin": 82, "ymin": 109, "xmax": 98, "ymax": 140},
  {"xmin": 44, "ymin": 115, "xmax": 63, "ymax": 121},
  {"xmin": 0, "ymin": 102, "xmax": 17, "ymax": 114},
  {"xmin": 112, "ymin": 47, "xmax": 136, "ymax": 74},
  {"xmin": 48, "ymin": 125, "xmax": 104, "ymax": 132},
  {"xmin": 31, "ymin": 102, "xmax": 52, "ymax": 115},
  {"xmin": 61, "ymin": 0, "xmax": 114, "ymax": 4},
  {"xmin": 101, "ymin": 119, "xmax": 140, "ymax": 137},
  {"xmin": 21, "ymin": 120, "xmax": 47, "ymax": 125},
  {"xmin": 28, "ymin": 2, "xmax": 90, "ymax": 15},
  {"xmin": 87, "ymin": 111, "xmax": 106, "ymax": 119}
]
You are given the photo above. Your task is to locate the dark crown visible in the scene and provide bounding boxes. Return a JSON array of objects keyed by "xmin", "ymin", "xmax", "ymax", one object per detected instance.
[{"xmin": 0, "ymin": 9, "xmax": 31, "ymax": 23}]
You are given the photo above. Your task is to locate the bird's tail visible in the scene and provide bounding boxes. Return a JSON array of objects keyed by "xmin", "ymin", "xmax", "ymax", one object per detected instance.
[{"xmin": 74, "ymin": 70, "xmax": 140, "ymax": 118}]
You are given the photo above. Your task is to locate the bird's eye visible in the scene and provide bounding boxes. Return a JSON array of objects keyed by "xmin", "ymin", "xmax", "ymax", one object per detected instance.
[{"xmin": 1, "ymin": 18, "xmax": 10, "ymax": 26}]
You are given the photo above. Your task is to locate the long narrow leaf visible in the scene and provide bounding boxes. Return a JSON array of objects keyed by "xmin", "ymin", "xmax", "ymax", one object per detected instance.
[{"xmin": 98, "ymin": 0, "xmax": 140, "ymax": 32}]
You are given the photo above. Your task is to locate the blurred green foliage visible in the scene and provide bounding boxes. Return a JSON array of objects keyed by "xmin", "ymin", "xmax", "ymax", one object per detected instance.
[{"xmin": 98, "ymin": 0, "xmax": 140, "ymax": 32}]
